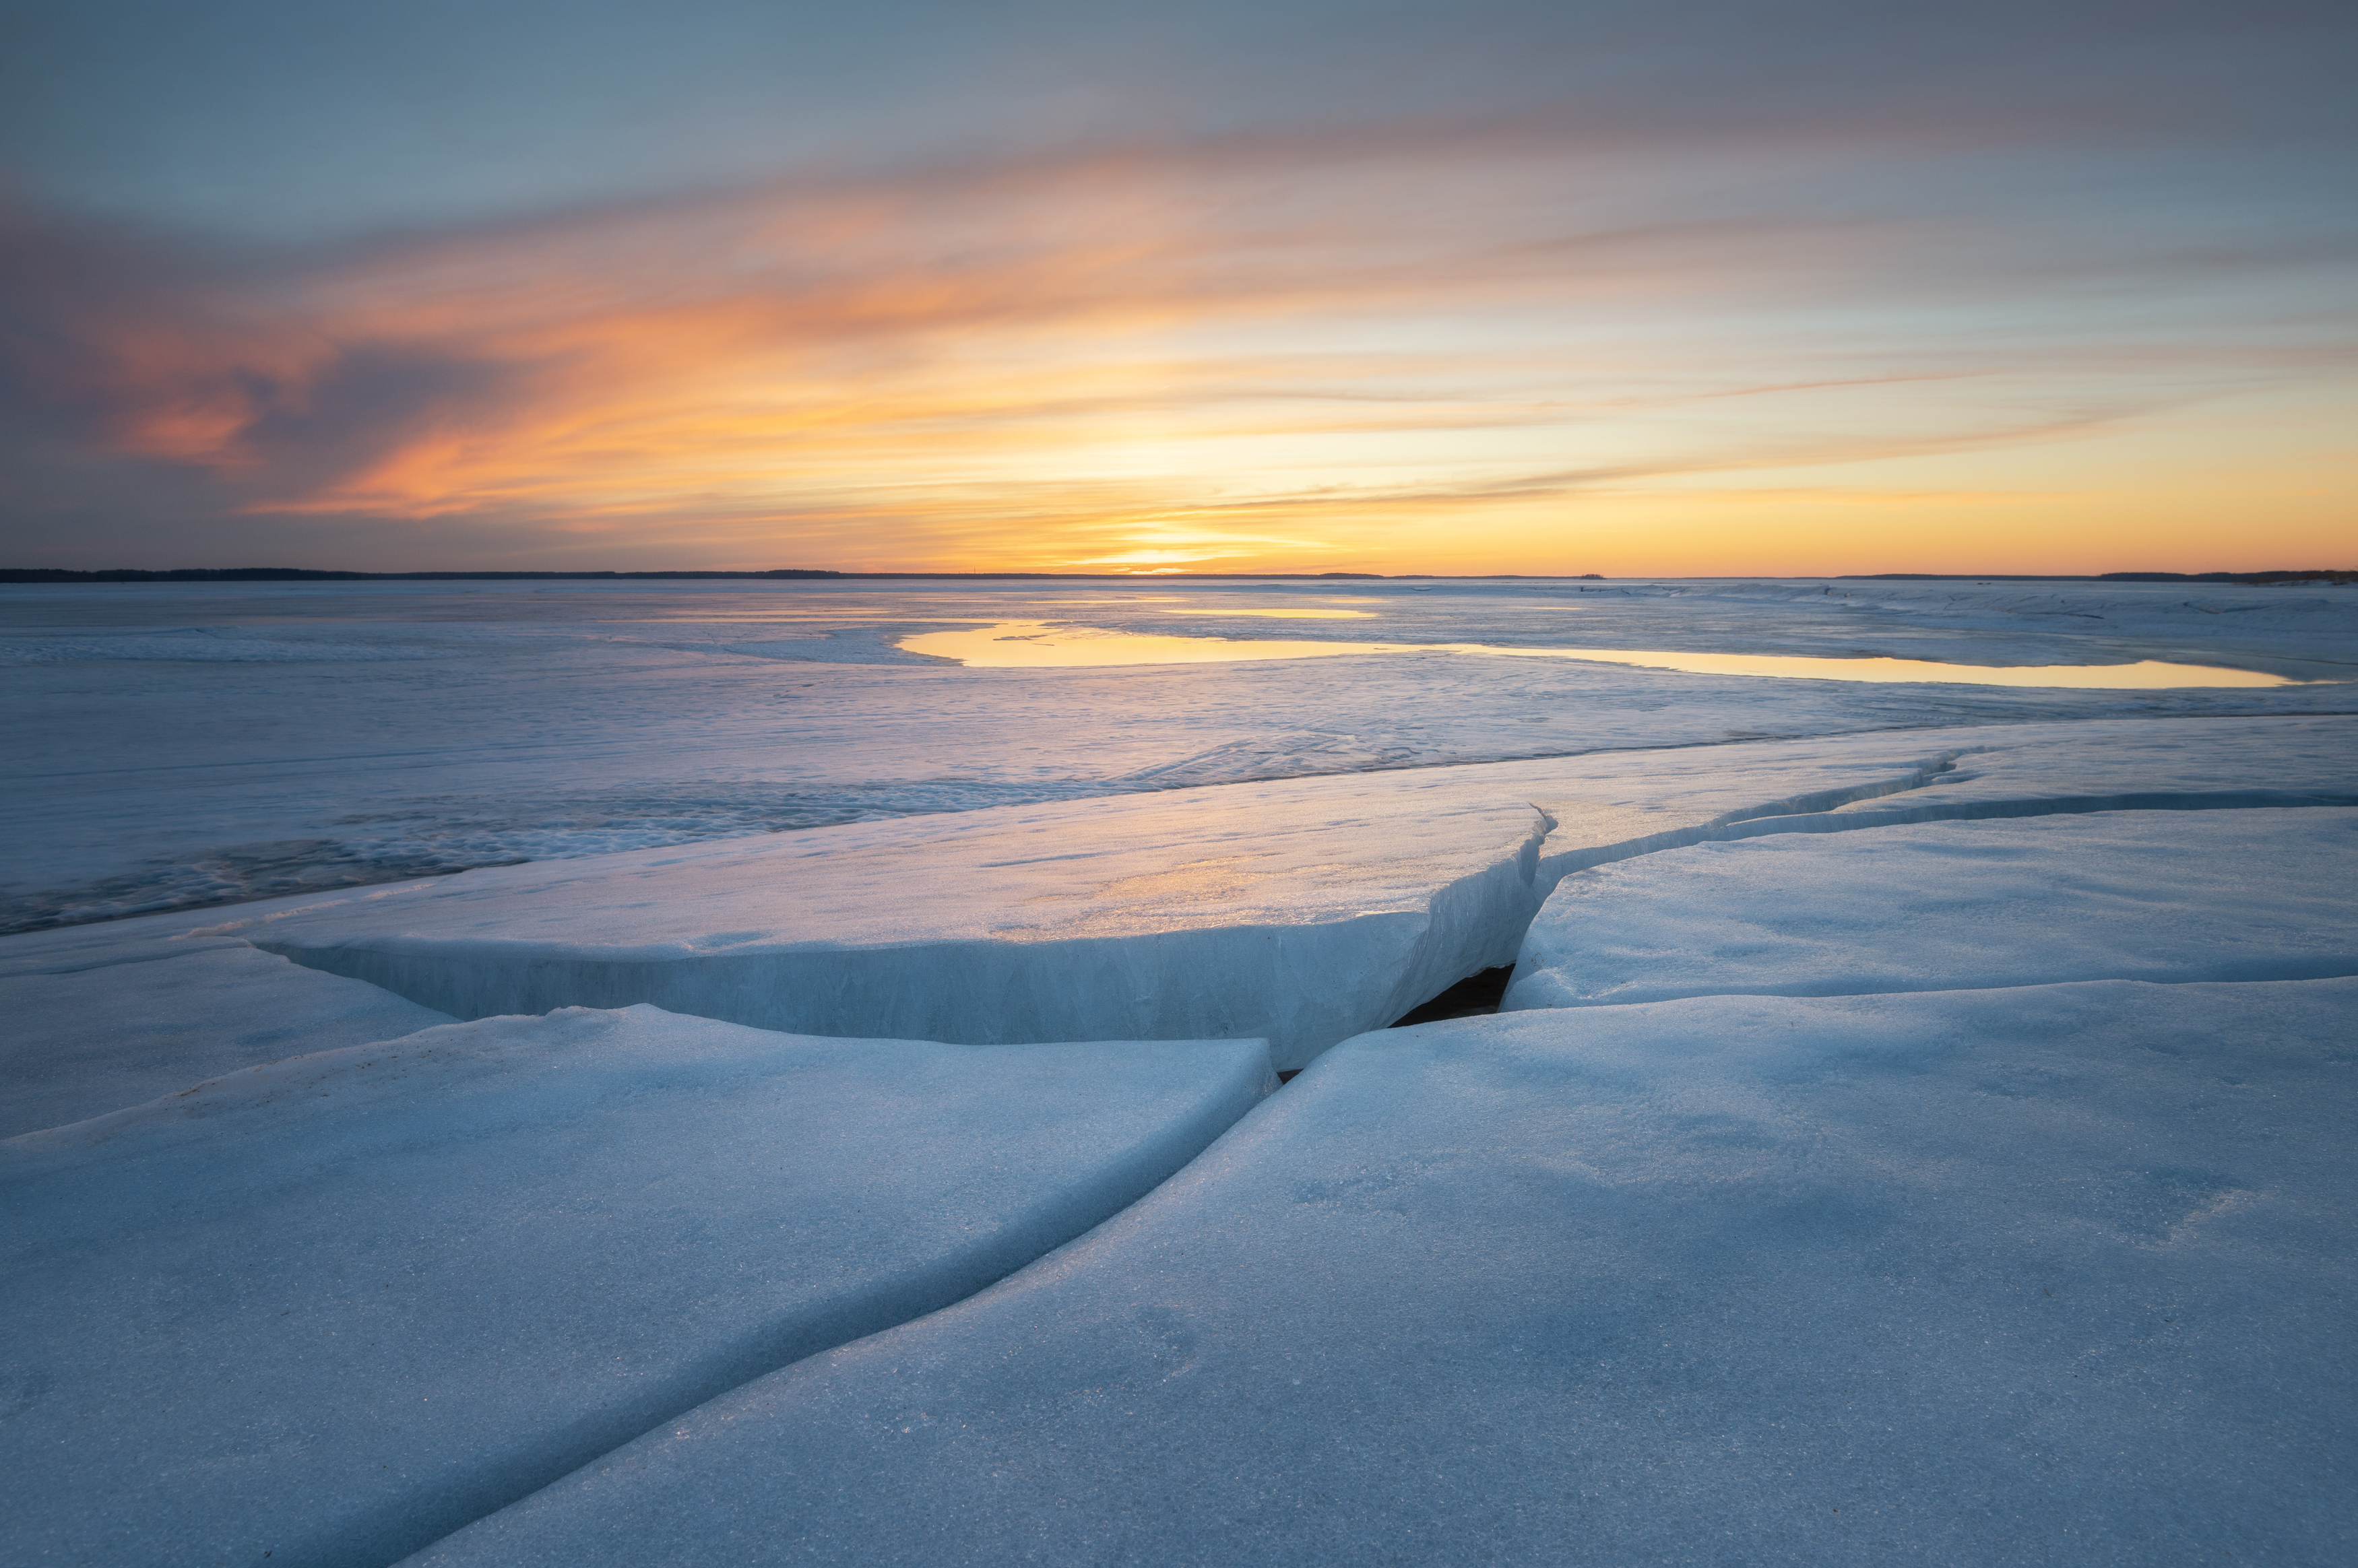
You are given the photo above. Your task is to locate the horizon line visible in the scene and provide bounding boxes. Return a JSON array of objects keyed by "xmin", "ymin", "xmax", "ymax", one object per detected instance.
[{"xmin": 5, "ymin": 567, "xmax": 2353, "ymax": 587}]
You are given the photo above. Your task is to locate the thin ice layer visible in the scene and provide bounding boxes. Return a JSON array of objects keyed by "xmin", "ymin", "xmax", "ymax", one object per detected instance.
[
  {"xmin": 1506, "ymin": 808, "xmax": 2358, "ymax": 1010},
  {"xmin": 0, "ymin": 1006, "xmax": 1274, "ymax": 1568},
  {"xmin": 406, "ymin": 980, "xmax": 2358, "ymax": 1568},
  {"xmin": 0, "ymin": 942, "xmax": 453, "ymax": 1137}
]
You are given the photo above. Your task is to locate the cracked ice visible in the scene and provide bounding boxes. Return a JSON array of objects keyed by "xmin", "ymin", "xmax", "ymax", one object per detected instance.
[{"xmin": 4, "ymin": 576, "xmax": 2355, "ymax": 1566}]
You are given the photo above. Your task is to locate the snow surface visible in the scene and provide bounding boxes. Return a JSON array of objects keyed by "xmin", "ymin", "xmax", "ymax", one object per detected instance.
[
  {"xmin": 405, "ymin": 979, "xmax": 2358, "ymax": 1567},
  {"xmin": 6, "ymin": 577, "xmax": 2349, "ymax": 930},
  {"xmin": 0, "ymin": 936, "xmax": 453, "ymax": 1138},
  {"xmin": 1507, "ymin": 808, "xmax": 2358, "ymax": 1010},
  {"xmin": 0, "ymin": 1006, "xmax": 1273, "ymax": 1567},
  {"xmin": 3, "ymin": 581, "xmax": 2354, "ymax": 1564}
]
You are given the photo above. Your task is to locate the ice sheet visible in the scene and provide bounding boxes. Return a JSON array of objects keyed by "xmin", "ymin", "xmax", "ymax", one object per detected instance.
[
  {"xmin": 404, "ymin": 980, "xmax": 2358, "ymax": 1568},
  {"xmin": 239, "ymin": 773, "xmax": 1562, "ymax": 1070},
  {"xmin": 1508, "ymin": 808, "xmax": 2358, "ymax": 1010},
  {"xmin": 199, "ymin": 715, "xmax": 2350, "ymax": 1068},
  {"xmin": 0, "ymin": 1006, "xmax": 1273, "ymax": 1567},
  {"xmin": 7, "ymin": 577, "xmax": 2349, "ymax": 931},
  {"xmin": 0, "ymin": 940, "xmax": 453, "ymax": 1137},
  {"xmin": 5, "ymin": 581, "xmax": 2351, "ymax": 1565}
]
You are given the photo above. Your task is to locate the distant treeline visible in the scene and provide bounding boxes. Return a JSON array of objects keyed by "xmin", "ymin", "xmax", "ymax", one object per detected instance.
[
  {"xmin": 1844, "ymin": 571, "xmax": 2356, "ymax": 585},
  {"xmin": 8, "ymin": 566, "xmax": 2344, "ymax": 585}
]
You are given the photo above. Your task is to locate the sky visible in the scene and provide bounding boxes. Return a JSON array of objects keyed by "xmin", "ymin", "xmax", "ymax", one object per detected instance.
[{"xmin": 1, "ymin": 1, "xmax": 2352, "ymax": 575}]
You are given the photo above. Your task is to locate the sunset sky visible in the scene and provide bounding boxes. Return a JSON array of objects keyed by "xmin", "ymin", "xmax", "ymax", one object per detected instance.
[{"xmin": 3, "ymin": 1, "xmax": 2351, "ymax": 575}]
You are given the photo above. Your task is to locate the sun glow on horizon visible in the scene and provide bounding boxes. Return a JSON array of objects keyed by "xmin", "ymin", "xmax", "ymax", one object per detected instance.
[{"xmin": 9, "ymin": 111, "xmax": 2351, "ymax": 575}]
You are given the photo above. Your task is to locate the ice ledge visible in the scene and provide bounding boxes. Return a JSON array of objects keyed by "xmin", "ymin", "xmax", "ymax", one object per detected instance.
[
  {"xmin": 251, "ymin": 783, "xmax": 1572, "ymax": 1070},
  {"xmin": 197, "ymin": 717, "xmax": 2358, "ymax": 1068}
]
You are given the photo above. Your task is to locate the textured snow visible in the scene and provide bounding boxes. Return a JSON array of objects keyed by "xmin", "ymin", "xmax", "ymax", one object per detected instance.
[
  {"xmin": 1507, "ymin": 808, "xmax": 2358, "ymax": 1010},
  {"xmin": 7, "ymin": 577, "xmax": 2347, "ymax": 930},
  {"xmin": 0, "ymin": 937, "xmax": 454, "ymax": 1137},
  {"xmin": 406, "ymin": 980, "xmax": 2358, "ymax": 1567},
  {"xmin": 0, "ymin": 1006, "xmax": 1273, "ymax": 1567}
]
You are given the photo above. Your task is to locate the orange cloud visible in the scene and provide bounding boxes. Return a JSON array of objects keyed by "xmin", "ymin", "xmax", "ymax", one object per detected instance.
[{"xmin": 5, "ymin": 128, "xmax": 2351, "ymax": 573}]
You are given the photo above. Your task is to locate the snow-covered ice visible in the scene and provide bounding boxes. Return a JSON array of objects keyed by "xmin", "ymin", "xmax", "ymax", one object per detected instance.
[
  {"xmin": 3, "ymin": 578, "xmax": 2354, "ymax": 1565},
  {"xmin": 405, "ymin": 979, "xmax": 2358, "ymax": 1567},
  {"xmin": 238, "ymin": 775, "xmax": 1554, "ymax": 1072},
  {"xmin": 1507, "ymin": 808, "xmax": 2358, "ymax": 1010},
  {"xmin": 1818, "ymin": 716, "xmax": 2358, "ymax": 825},
  {"xmin": 0, "ymin": 1006, "xmax": 1273, "ymax": 1566},
  {"xmin": 0, "ymin": 932, "xmax": 453, "ymax": 1137}
]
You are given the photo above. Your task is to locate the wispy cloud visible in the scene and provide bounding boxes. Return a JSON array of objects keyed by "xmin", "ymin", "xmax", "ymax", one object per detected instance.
[{"xmin": 3, "ymin": 98, "xmax": 2350, "ymax": 571}]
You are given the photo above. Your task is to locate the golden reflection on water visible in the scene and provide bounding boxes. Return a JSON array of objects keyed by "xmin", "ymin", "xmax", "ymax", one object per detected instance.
[
  {"xmin": 1164, "ymin": 608, "xmax": 1376, "ymax": 619},
  {"xmin": 897, "ymin": 621, "xmax": 2301, "ymax": 688},
  {"xmin": 901, "ymin": 622, "xmax": 1385, "ymax": 666}
]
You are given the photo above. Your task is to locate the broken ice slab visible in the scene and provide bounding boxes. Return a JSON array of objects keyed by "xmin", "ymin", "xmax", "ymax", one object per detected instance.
[
  {"xmin": 0, "ymin": 1006, "xmax": 1273, "ymax": 1568},
  {"xmin": 405, "ymin": 979, "xmax": 2358, "ymax": 1568},
  {"xmin": 1506, "ymin": 806, "xmax": 2358, "ymax": 1010},
  {"xmin": 201, "ymin": 740, "xmax": 1979, "ymax": 1071},
  {"xmin": 231, "ymin": 775, "xmax": 1568, "ymax": 1072},
  {"xmin": 0, "ymin": 936, "xmax": 454, "ymax": 1137}
]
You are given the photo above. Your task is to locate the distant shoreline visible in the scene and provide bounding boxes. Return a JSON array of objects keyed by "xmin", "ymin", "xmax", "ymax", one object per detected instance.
[{"xmin": 2, "ymin": 567, "xmax": 2351, "ymax": 587}]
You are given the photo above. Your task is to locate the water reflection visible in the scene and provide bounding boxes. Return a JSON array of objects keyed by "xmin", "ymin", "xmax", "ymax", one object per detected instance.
[
  {"xmin": 900, "ymin": 622, "xmax": 1386, "ymax": 667},
  {"xmin": 1164, "ymin": 608, "xmax": 1376, "ymax": 619},
  {"xmin": 897, "ymin": 621, "xmax": 2300, "ymax": 688},
  {"xmin": 1497, "ymin": 648, "xmax": 2295, "ymax": 688}
]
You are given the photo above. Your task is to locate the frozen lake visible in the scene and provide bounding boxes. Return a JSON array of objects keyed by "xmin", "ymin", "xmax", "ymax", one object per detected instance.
[
  {"xmin": 5, "ymin": 575, "xmax": 2355, "ymax": 1565},
  {"xmin": 3, "ymin": 576, "xmax": 2349, "ymax": 932}
]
